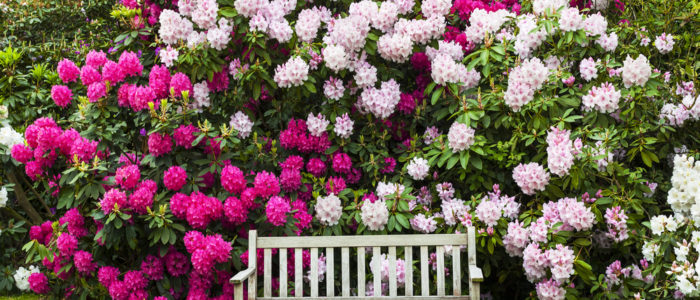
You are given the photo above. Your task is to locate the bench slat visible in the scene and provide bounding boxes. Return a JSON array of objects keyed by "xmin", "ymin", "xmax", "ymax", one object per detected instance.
[
  {"xmin": 358, "ymin": 248, "xmax": 365, "ymax": 297},
  {"xmin": 373, "ymin": 247, "xmax": 381, "ymax": 296},
  {"xmin": 257, "ymin": 234, "xmax": 468, "ymax": 248},
  {"xmin": 249, "ymin": 231, "xmax": 258, "ymax": 300},
  {"xmin": 257, "ymin": 296, "xmax": 471, "ymax": 300},
  {"xmin": 326, "ymin": 248, "xmax": 334, "ymax": 297},
  {"xmin": 389, "ymin": 246, "xmax": 397, "ymax": 297},
  {"xmin": 405, "ymin": 246, "xmax": 413, "ymax": 296},
  {"xmin": 264, "ymin": 248, "xmax": 272, "ymax": 298},
  {"xmin": 280, "ymin": 249, "xmax": 287, "ymax": 297},
  {"xmin": 342, "ymin": 247, "xmax": 350, "ymax": 297},
  {"xmin": 437, "ymin": 246, "xmax": 445, "ymax": 296},
  {"xmin": 295, "ymin": 248, "xmax": 302, "ymax": 298},
  {"xmin": 420, "ymin": 246, "xmax": 428, "ymax": 296},
  {"xmin": 452, "ymin": 246, "xmax": 460, "ymax": 296},
  {"xmin": 310, "ymin": 248, "xmax": 318, "ymax": 297}
]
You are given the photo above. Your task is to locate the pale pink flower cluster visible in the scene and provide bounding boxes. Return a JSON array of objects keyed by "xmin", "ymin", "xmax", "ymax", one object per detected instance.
[
  {"xmin": 605, "ymin": 206, "xmax": 629, "ymax": 242},
  {"xmin": 558, "ymin": 8, "xmax": 582, "ymax": 32},
  {"xmin": 655, "ymin": 33, "xmax": 675, "ymax": 54},
  {"xmin": 295, "ymin": 8, "xmax": 322, "ymax": 42},
  {"xmin": 426, "ymin": 41, "xmax": 463, "ymax": 61},
  {"xmin": 546, "ymin": 127, "xmax": 575, "ymax": 177},
  {"xmin": 583, "ymin": 13, "xmax": 607, "ymax": 37},
  {"xmin": 372, "ymin": 2, "xmax": 399, "ymax": 32},
  {"xmin": 476, "ymin": 194, "xmax": 520, "ymax": 228},
  {"xmin": 315, "ymin": 194, "xmax": 342, "ymax": 226},
  {"xmin": 579, "ymin": 57, "xmax": 598, "ymax": 82},
  {"xmin": 660, "ymin": 103, "xmax": 691, "ymax": 126},
  {"xmin": 536, "ymin": 278, "xmax": 566, "ymax": 300},
  {"xmin": 306, "ymin": 113, "xmax": 329, "ymax": 137},
  {"xmin": 513, "ymin": 162, "xmax": 550, "ymax": 195},
  {"xmin": 323, "ymin": 77, "xmax": 345, "ymax": 100},
  {"xmin": 514, "ymin": 14, "xmax": 547, "ymax": 58},
  {"xmin": 323, "ymin": 45, "xmax": 350, "ymax": 72},
  {"xmin": 465, "ymin": 9, "xmax": 515, "ymax": 44},
  {"xmin": 447, "ymin": 122, "xmax": 475, "ymax": 152},
  {"xmin": 229, "ymin": 111, "xmax": 253, "ymax": 138},
  {"xmin": 187, "ymin": 32, "xmax": 207, "ymax": 48},
  {"xmin": 327, "ymin": 15, "xmax": 370, "ymax": 53},
  {"xmin": 377, "ymin": 33, "xmax": 413, "ymax": 63},
  {"xmin": 333, "ymin": 113, "xmax": 354, "ymax": 139},
  {"xmin": 406, "ymin": 157, "xmax": 429, "ymax": 180},
  {"xmin": 389, "ymin": 0, "xmax": 414, "ymax": 14},
  {"xmin": 504, "ymin": 221, "xmax": 529, "ymax": 256},
  {"xmin": 523, "ymin": 244, "xmax": 575, "ymax": 284},
  {"xmin": 357, "ymin": 79, "xmax": 401, "ymax": 119},
  {"xmin": 441, "ymin": 198, "xmax": 469, "ymax": 226},
  {"xmin": 554, "ymin": 197, "xmax": 596, "ymax": 231},
  {"xmin": 354, "ymin": 62, "xmax": 378, "ymax": 88},
  {"xmin": 159, "ymin": 46, "xmax": 179, "ymax": 68},
  {"xmin": 348, "ymin": 0, "xmax": 378, "ymax": 22},
  {"xmin": 206, "ymin": 18, "xmax": 233, "ymax": 50},
  {"xmin": 430, "ymin": 54, "xmax": 461, "ymax": 85},
  {"xmin": 233, "ymin": 0, "xmax": 265, "ymax": 18},
  {"xmin": 532, "ymin": 0, "xmax": 567, "ymax": 15},
  {"xmin": 235, "ymin": 0, "xmax": 297, "ymax": 43},
  {"xmin": 274, "ymin": 57, "xmax": 309, "ymax": 88},
  {"xmin": 429, "ymin": 42, "xmax": 479, "ymax": 88},
  {"xmin": 504, "ymin": 57, "xmax": 549, "ymax": 111},
  {"xmin": 420, "ymin": 0, "xmax": 450, "ymax": 18},
  {"xmin": 581, "ymin": 82, "xmax": 621, "ymax": 113},
  {"xmin": 158, "ymin": 10, "xmax": 193, "ymax": 45},
  {"xmin": 621, "ymin": 54, "xmax": 652, "ymax": 88},
  {"xmin": 393, "ymin": 16, "xmax": 445, "ymax": 45},
  {"xmin": 191, "ymin": 82, "xmax": 210, "ymax": 111},
  {"xmin": 361, "ymin": 199, "xmax": 389, "ymax": 230},
  {"xmin": 375, "ymin": 181, "xmax": 405, "ymax": 201},
  {"xmin": 596, "ymin": 32, "xmax": 618, "ymax": 52},
  {"xmin": 191, "ymin": 0, "xmax": 218, "ymax": 29},
  {"xmin": 410, "ymin": 214, "xmax": 437, "ymax": 233}
]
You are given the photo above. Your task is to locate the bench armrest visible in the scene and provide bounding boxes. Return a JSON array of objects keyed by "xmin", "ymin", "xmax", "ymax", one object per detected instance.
[
  {"xmin": 469, "ymin": 265, "xmax": 483, "ymax": 283},
  {"xmin": 230, "ymin": 267, "xmax": 255, "ymax": 284}
]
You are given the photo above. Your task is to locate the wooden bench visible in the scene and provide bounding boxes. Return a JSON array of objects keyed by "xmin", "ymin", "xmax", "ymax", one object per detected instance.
[{"xmin": 230, "ymin": 227, "xmax": 483, "ymax": 300}]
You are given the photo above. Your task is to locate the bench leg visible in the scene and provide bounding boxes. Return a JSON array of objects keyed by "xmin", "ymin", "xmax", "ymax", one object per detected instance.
[
  {"xmin": 234, "ymin": 283, "xmax": 244, "ymax": 300},
  {"xmin": 470, "ymin": 282, "xmax": 480, "ymax": 300}
]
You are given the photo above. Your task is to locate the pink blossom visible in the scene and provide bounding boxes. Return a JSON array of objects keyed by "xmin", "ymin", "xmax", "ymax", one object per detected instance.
[
  {"xmin": 51, "ymin": 85, "xmax": 73, "ymax": 107},
  {"xmin": 164, "ymin": 166, "xmax": 187, "ymax": 191},
  {"xmin": 148, "ymin": 132, "xmax": 173, "ymax": 157},
  {"xmin": 266, "ymin": 196, "xmax": 291, "ymax": 226},
  {"xmin": 57, "ymin": 59, "xmax": 80, "ymax": 83}
]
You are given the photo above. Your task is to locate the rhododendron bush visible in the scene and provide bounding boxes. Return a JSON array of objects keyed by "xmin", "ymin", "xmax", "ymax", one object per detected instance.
[{"xmin": 1, "ymin": 0, "xmax": 699, "ymax": 298}]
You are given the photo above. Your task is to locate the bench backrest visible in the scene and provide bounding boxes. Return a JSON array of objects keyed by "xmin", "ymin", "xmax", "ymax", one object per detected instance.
[{"xmin": 246, "ymin": 227, "xmax": 478, "ymax": 299}]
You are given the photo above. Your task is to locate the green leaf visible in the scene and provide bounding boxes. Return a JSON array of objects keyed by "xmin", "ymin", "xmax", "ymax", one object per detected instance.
[
  {"xmin": 304, "ymin": 81, "xmax": 316, "ymax": 93},
  {"xmin": 470, "ymin": 156, "xmax": 482, "ymax": 170},
  {"xmin": 431, "ymin": 87, "xmax": 444, "ymax": 105}
]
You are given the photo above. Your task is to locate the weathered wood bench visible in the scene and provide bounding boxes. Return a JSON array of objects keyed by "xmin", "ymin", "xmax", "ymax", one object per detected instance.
[{"xmin": 231, "ymin": 227, "xmax": 482, "ymax": 300}]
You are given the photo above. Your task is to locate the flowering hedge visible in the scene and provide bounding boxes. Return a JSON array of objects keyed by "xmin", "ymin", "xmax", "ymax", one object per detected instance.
[{"xmin": 0, "ymin": 0, "xmax": 699, "ymax": 299}]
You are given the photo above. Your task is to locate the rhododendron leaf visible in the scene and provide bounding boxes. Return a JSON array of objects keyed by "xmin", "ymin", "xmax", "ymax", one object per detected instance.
[
  {"xmin": 431, "ymin": 87, "xmax": 443, "ymax": 105},
  {"xmin": 480, "ymin": 50, "xmax": 490, "ymax": 66},
  {"xmin": 574, "ymin": 238, "xmax": 591, "ymax": 247},
  {"xmin": 470, "ymin": 156, "xmax": 482, "ymax": 170},
  {"xmin": 304, "ymin": 81, "xmax": 316, "ymax": 94},
  {"xmin": 424, "ymin": 82, "xmax": 436, "ymax": 96},
  {"xmin": 641, "ymin": 151, "xmax": 653, "ymax": 167},
  {"xmin": 396, "ymin": 214, "xmax": 409, "ymax": 229},
  {"xmin": 446, "ymin": 155, "xmax": 458, "ymax": 169}
]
